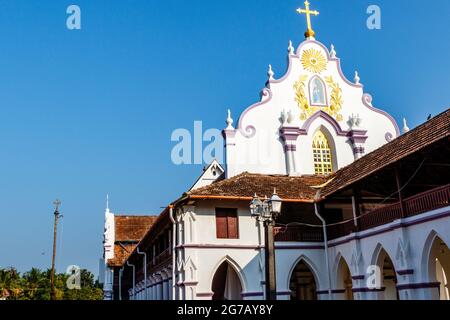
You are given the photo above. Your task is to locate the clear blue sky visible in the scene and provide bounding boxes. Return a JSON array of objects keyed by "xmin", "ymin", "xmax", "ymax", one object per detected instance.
[{"xmin": 0, "ymin": 0, "xmax": 448, "ymax": 275}]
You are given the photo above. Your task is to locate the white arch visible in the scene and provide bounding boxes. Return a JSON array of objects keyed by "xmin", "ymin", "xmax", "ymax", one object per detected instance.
[
  {"xmin": 287, "ymin": 254, "xmax": 322, "ymax": 291},
  {"xmin": 371, "ymin": 243, "xmax": 399, "ymax": 300},
  {"xmin": 333, "ymin": 253, "xmax": 353, "ymax": 288},
  {"xmin": 371, "ymin": 243, "xmax": 396, "ymax": 268},
  {"xmin": 209, "ymin": 255, "xmax": 247, "ymax": 293},
  {"xmin": 421, "ymin": 230, "xmax": 450, "ymax": 283}
]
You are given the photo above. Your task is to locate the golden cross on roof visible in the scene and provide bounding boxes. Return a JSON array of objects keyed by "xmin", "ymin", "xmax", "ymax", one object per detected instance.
[{"xmin": 296, "ymin": 1, "xmax": 320, "ymax": 39}]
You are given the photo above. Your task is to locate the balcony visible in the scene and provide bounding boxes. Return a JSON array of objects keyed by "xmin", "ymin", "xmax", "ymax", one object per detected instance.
[
  {"xmin": 358, "ymin": 184, "xmax": 449, "ymax": 232},
  {"xmin": 274, "ymin": 184, "xmax": 450, "ymax": 242},
  {"xmin": 274, "ymin": 225, "xmax": 323, "ymax": 242},
  {"xmin": 136, "ymin": 248, "xmax": 172, "ymax": 281}
]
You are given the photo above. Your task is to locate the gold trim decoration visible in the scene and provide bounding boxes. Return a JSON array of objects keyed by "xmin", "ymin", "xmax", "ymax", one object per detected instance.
[
  {"xmin": 324, "ymin": 76, "xmax": 343, "ymax": 121},
  {"xmin": 293, "ymin": 75, "xmax": 343, "ymax": 121},
  {"xmin": 293, "ymin": 75, "xmax": 311, "ymax": 120},
  {"xmin": 301, "ymin": 49, "xmax": 327, "ymax": 74}
]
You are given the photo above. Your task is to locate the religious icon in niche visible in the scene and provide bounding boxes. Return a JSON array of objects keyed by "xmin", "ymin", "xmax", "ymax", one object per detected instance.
[
  {"xmin": 309, "ymin": 77, "xmax": 327, "ymax": 106},
  {"xmin": 294, "ymin": 74, "xmax": 343, "ymax": 121}
]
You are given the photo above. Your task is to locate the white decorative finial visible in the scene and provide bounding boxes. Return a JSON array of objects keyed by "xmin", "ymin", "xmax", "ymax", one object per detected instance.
[
  {"xmin": 349, "ymin": 114, "xmax": 362, "ymax": 128},
  {"xmin": 287, "ymin": 110, "xmax": 294, "ymax": 124},
  {"xmin": 288, "ymin": 40, "xmax": 294, "ymax": 55},
  {"xmin": 268, "ymin": 64, "xmax": 274, "ymax": 80},
  {"xmin": 226, "ymin": 109, "xmax": 234, "ymax": 130},
  {"xmin": 402, "ymin": 118, "xmax": 410, "ymax": 133},
  {"xmin": 106, "ymin": 194, "xmax": 109, "ymax": 212},
  {"xmin": 330, "ymin": 44, "xmax": 336, "ymax": 58},
  {"xmin": 281, "ymin": 110, "xmax": 288, "ymax": 126},
  {"xmin": 354, "ymin": 71, "xmax": 360, "ymax": 85}
]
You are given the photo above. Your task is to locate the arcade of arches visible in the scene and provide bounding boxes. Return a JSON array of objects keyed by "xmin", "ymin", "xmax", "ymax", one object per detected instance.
[{"xmin": 208, "ymin": 236, "xmax": 450, "ymax": 301}]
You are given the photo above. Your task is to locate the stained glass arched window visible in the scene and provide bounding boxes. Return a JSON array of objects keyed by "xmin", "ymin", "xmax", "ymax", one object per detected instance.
[{"xmin": 312, "ymin": 131, "xmax": 333, "ymax": 175}]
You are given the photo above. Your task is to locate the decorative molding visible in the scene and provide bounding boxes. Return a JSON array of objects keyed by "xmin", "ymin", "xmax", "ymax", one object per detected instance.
[
  {"xmin": 284, "ymin": 145, "xmax": 297, "ymax": 152},
  {"xmin": 241, "ymin": 292, "xmax": 264, "ymax": 297},
  {"xmin": 317, "ymin": 289, "xmax": 346, "ymax": 294},
  {"xmin": 362, "ymin": 93, "xmax": 400, "ymax": 137},
  {"xmin": 329, "ymin": 208, "xmax": 450, "ymax": 247},
  {"xmin": 176, "ymin": 281, "xmax": 198, "ymax": 287},
  {"xmin": 385, "ymin": 132, "xmax": 394, "ymax": 142},
  {"xmin": 178, "ymin": 244, "xmax": 262, "ymax": 250},
  {"xmin": 236, "ymin": 88, "xmax": 273, "ymax": 138},
  {"xmin": 280, "ymin": 127, "xmax": 305, "ymax": 142},
  {"xmin": 276, "ymin": 291, "xmax": 291, "ymax": 296},
  {"xmin": 275, "ymin": 244, "xmax": 324, "ymax": 250},
  {"xmin": 396, "ymin": 282, "xmax": 440, "ymax": 290},
  {"xmin": 300, "ymin": 110, "xmax": 348, "ymax": 136},
  {"xmin": 352, "ymin": 287, "xmax": 385, "ymax": 293},
  {"xmin": 397, "ymin": 269, "xmax": 414, "ymax": 276},
  {"xmin": 294, "ymin": 40, "xmax": 364, "ymax": 89},
  {"xmin": 348, "ymin": 130, "xmax": 368, "ymax": 144},
  {"xmin": 196, "ymin": 292, "xmax": 214, "ymax": 298}
]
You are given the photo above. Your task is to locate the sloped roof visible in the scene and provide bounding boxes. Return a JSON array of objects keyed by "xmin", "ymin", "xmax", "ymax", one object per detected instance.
[
  {"xmin": 107, "ymin": 243, "xmax": 138, "ymax": 267},
  {"xmin": 319, "ymin": 108, "xmax": 450, "ymax": 198},
  {"xmin": 114, "ymin": 215, "xmax": 158, "ymax": 242},
  {"xmin": 107, "ymin": 215, "xmax": 158, "ymax": 267},
  {"xmin": 186, "ymin": 172, "xmax": 328, "ymax": 202}
]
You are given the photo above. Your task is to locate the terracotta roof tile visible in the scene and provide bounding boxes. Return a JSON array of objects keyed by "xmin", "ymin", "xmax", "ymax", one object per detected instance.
[
  {"xmin": 108, "ymin": 243, "xmax": 138, "ymax": 267},
  {"xmin": 114, "ymin": 216, "xmax": 158, "ymax": 242},
  {"xmin": 107, "ymin": 215, "xmax": 158, "ymax": 267},
  {"xmin": 320, "ymin": 108, "xmax": 450, "ymax": 198},
  {"xmin": 187, "ymin": 172, "xmax": 328, "ymax": 202}
]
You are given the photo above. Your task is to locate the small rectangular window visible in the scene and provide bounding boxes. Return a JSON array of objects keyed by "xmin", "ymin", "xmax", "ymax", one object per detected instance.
[{"xmin": 215, "ymin": 208, "xmax": 239, "ymax": 239}]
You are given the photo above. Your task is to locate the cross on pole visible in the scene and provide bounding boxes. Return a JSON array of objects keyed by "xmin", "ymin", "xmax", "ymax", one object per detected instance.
[{"xmin": 296, "ymin": 1, "xmax": 320, "ymax": 39}]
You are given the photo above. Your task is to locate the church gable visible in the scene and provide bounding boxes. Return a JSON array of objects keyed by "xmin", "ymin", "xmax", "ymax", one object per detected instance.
[{"xmin": 223, "ymin": 3, "xmax": 400, "ymax": 178}]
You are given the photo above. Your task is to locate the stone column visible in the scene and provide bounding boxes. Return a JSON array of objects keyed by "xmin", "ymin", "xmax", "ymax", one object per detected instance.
[{"xmin": 347, "ymin": 130, "xmax": 368, "ymax": 160}]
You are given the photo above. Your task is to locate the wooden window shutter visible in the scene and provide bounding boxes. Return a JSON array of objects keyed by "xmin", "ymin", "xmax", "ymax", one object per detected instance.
[
  {"xmin": 216, "ymin": 209, "xmax": 228, "ymax": 239},
  {"xmin": 215, "ymin": 208, "xmax": 239, "ymax": 239},
  {"xmin": 227, "ymin": 211, "xmax": 238, "ymax": 239}
]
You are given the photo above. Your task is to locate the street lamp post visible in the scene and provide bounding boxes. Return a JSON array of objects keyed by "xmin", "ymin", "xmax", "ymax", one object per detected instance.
[{"xmin": 250, "ymin": 189, "xmax": 282, "ymax": 301}]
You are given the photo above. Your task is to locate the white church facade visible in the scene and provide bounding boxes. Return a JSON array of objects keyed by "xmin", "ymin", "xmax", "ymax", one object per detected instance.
[{"xmin": 101, "ymin": 2, "xmax": 450, "ymax": 301}]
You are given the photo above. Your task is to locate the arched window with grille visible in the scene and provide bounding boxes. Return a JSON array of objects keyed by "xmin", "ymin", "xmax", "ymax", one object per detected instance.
[{"xmin": 312, "ymin": 131, "xmax": 333, "ymax": 175}]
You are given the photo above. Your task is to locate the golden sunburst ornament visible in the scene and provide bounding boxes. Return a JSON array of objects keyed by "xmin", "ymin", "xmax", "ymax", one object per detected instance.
[{"xmin": 301, "ymin": 48, "xmax": 327, "ymax": 74}]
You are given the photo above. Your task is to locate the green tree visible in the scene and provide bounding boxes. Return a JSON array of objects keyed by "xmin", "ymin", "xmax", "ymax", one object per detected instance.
[{"xmin": 0, "ymin": 267, "xmax": 103, "ymax": 300}]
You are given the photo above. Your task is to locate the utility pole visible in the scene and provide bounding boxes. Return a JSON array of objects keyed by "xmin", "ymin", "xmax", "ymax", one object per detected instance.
[{"xmin": 50, "ymin": 199, "xmax": 61, "ymax": 300}]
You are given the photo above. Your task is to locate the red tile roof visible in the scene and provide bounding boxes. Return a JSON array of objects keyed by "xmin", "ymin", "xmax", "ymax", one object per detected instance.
[
  {"xmin": 114, "ymin": 215, "xmax": 158, "ymax": 242},
  {"xmin": 319, "ymin": 108, "xmax": 450, "ymax": 198},
  {"xmin": 186, "ymin": 172, "xmax": 328, "ymax": 202},
  {"xmin": 107, "ymin": 215, "xmax": 158, "ymax": 267}
]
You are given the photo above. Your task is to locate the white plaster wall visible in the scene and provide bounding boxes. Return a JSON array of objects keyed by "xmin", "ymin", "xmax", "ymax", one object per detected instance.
[
  {"xmin": 177, "ymin": 199, "xmax": 450, "ymax": 300},
  {"xmin": 226, "ymin": 39, "xmax": 399, "ymax": 178},
  {"xmin": 328, "ymin": 206, "xmax": 450, "ymax": 300}
]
